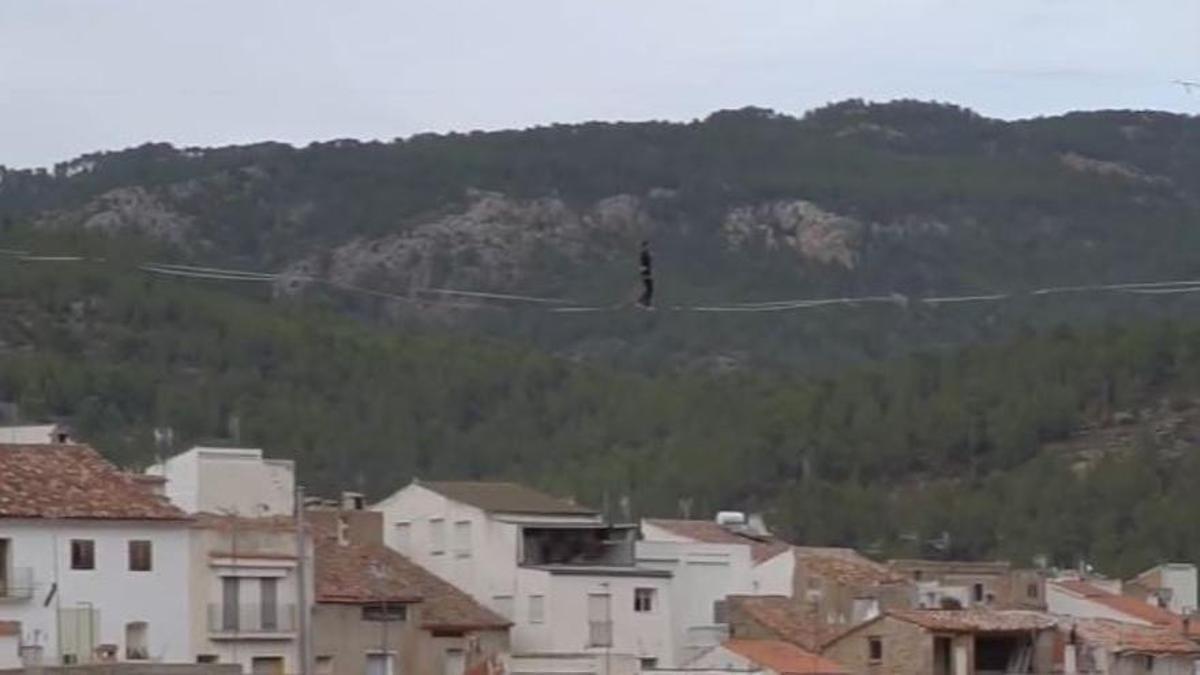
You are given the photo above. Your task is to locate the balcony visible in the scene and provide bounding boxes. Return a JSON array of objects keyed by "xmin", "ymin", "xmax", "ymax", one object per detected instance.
[
  {"xmin": 0, "ymin": 567, "xmax": 34, "ymax": 601},
  {"xmin": 207, "ymin": 603, "xmax": 296, "ymax": 639}
]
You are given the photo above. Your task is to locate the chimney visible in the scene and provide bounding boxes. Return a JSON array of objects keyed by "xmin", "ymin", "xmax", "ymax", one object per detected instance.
[{"xmin": 341, "ymin": 491, "xmax": 366, "ymax": 511}]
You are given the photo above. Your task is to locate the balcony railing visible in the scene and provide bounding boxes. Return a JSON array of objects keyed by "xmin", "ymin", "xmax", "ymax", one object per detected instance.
[
  {"xmin": 0, "ymin": 567, "xmax": 34, "ymax": 601},
  {"xmin": 588, "ymin": 620, "xmax": 613, "ymax": 648},
  {"xmin": 207, "ymin": 603, "xmax": 296, "ymax": 637}
]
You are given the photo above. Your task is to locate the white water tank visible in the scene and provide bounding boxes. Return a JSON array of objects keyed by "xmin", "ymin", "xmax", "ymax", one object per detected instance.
[{"xmin": 715, "ymin": 511, "xmax": 747, "ymax": 526}]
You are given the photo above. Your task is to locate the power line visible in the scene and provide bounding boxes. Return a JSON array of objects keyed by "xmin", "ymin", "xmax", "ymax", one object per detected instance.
[{"xmin": 7, "ymin": 247, "xmax": 1200, "ymax": 315}]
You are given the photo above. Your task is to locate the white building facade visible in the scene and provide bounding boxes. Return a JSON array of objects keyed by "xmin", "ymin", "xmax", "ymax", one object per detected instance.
[
  {"xmin": 373, "ymin": 481, "xmax": 675, "ymax": 672},
  {"xmin": 0, "ymin": 444, "xmax": 192, "ymax": 667},
  {"xmin": 147, "ymin": 447, "xmax": 296, "ymax": 517},
  {"xmin": 635, "ymin": 533, "xmax": 756, "ymax": 664},
  {"xmin": 148, "ymin": 446, "xmax": 308, "ymax": 675}
]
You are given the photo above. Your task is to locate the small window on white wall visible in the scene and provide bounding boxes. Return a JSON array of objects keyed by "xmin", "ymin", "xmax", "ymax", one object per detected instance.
[
  {"xmin": 453, "ymin": 521, "xmax": 472, "ymax": 558},
  {"xmin": 430, "ymin": 518, "xmax": 446, "ymax": 555},
  {"xmin": 492, "ymin": 595, "xmax": 514, "ymax": 619},
  {"xmin": 528, "ymin": 595, "xmax": 545, "ymax": 624},
  {"xmin": 634, "ymin": 588, "xmax": 656, "ymax": 613},
  {"xmin": 394, "ymin": 522, "xmax": 411, "ymax": 551}
]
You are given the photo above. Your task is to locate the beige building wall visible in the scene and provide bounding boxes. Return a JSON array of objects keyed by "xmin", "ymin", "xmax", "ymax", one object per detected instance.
[
  {"xmin": 792, "ymin": 564, "xmax": 913, "ymax": 626},
  {"xmin": 312, "ymin": 603, "xmax": 421, "ymax": 675},
  {"xmin": 313, "ymin": 603, "xmax": 509, "ymax": 675},
  {"xmin": 824, "ymin": 616, "xmax": 934, "ymax": 675}
]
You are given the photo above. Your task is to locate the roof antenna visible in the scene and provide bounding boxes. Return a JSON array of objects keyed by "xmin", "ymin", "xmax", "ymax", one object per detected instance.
[{"xmin": 1174, "ymin": 79, "xmax": 1200, "ymax": 94}]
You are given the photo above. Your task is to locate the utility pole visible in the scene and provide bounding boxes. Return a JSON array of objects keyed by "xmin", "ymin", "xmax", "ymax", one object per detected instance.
[{"xmin": 295, "ymin": 486, "xmax": 311, "ymax": 675}]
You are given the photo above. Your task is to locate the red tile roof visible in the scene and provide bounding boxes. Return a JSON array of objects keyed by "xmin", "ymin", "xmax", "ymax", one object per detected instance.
[
  {"xmin": 0, "ymin": 621, "xmax": 19, "ymax": 637},
  {"xmin": 314, "ymin": 539, "xmax": 509, "ymax": 631},
  {"xmin": 723, "ymin": 639, "xmax": 848, "ymax": 675},
  {"xmin": 1068, "ymin": 618, "xmax": 1200, "ymax": 656},
  {"xmin": 727, "ymin": 595, "xmax": 844, "ymax": 651},
  {"xmin": 644, "ymin": 519, "xmax": 790, "ymax": 563},
  {"xmin": 1052, "ymin": 580, "xmax": 1182, "ymax": 627},
  {"xmin": 794, "ymin": 547, "xmax": 907, "ymax": 586},
  {"xmin": 888, "ymin": 608, "xmax": 1056, "ymax": 633},
  {"xmin": 0, "ymin": 444, "xmax": 186, "ymax": 520}
]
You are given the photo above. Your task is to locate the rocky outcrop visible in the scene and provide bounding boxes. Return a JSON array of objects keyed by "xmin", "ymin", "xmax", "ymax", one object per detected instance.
[
  {"xmin": 37, "ymin": 186, "xmax": 192, "ymax": 244},
  {"xmin": 1059, "ymin": 152, "xmax": 1168, "ymax": 185},
  {"xmin": 721, "ymin": 200, "xmax": 864, "ymax": 268},
  {"xmin": 288, "ymin": 190, "xmax": 649, "ymax": 293}
]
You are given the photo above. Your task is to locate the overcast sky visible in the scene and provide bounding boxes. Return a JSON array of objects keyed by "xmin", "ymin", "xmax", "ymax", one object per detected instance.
[{"xmin": 2, "ymin": 0, "xmax": 1198, "ymax": 168}]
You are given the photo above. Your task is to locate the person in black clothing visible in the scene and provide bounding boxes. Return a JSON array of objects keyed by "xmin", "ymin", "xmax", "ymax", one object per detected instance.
[{"xmin": 638, "ymin": 240, "xmax": 654, "ymax": 309}]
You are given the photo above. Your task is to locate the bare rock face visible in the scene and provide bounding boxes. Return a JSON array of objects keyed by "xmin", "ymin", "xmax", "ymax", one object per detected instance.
[
  {"xmin": 722, "ymin": 200, "xmax": 864, "ymax": 268},
  {"xmin": 38, "ymin": 186, "xmax": 192, "ymax": 244},
  {"xmin": 1059, "ymin": 152, "xmax": 1168, "ymax": 185},
  {"xmin": 290, "ymin": 190, "xmax": 649, "ymax": 293}
]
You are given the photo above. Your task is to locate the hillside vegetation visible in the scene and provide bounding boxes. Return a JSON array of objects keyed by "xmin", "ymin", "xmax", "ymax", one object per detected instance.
[
  {"xmin": 4, "ymin": 236, "xmax": 1200, "ymax": 575},
  {"xmin": 4, "ymin": 100, "xmax": 1200, "ymax": 370}
]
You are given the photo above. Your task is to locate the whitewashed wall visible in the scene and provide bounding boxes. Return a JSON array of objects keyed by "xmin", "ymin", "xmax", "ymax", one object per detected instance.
[
  {"xmin": 149, "ymin": 448, "xmax": 294, "ymax": 517},
  {"xmin": 636, "ymin": 539, "xmax": 754, "ymax": 665},
  {"xmin": 0, "ymin": 519, "xmax": 191, "ymax": 665},
  {"xmin": 1047, "ymin": 585, "xmax": 1153, "ymax": 624}
]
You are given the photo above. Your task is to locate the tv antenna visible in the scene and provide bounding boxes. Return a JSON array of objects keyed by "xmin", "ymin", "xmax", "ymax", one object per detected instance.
[{"xmin": 1173, "ymin": 79, "xmax": 1200, "ymax": 94}]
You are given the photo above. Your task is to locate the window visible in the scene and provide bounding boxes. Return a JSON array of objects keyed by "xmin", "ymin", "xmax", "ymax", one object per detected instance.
[
  {"xmin": 128, "ymin": 540, "xmax": 152, "ymax": 571},
  {"xmin": 70, "ymin": 540, "xmax": 95, "ymax": 570},
  {"xmin": 713, "ymin": 600, "xmax": 728, "ymax": 624},
  {"xmin": 394, "ymin": 522, "xmax": 411, "ymax": 551},
  {"xmin": 453, "ymin": 521, "xmax": 472, "ymax": 558},
  {"xmin": 260, "ymin": 578, "xmax": 278, "ymax": 631},
  {"xmin": 362, "ymin": 603, "xmax": 408, "ymax": 622},
  {"xmin": 868, "ymin": 637, "xmax": 883, "ymax": 663},
  {"xmin": 429, "ymin": 518, "xmax": 446, "ymax": 555},
  {"xmin": 634, "ymin": 588, "xmax": 656, "ymax": 613},
  {"xmin": 492, "ymin": 595, "xmax": 514, "ymax": 619},
  {"xmin": 443, "ymin": 649, "xmax": 465, "ymax": 675},
  {"xmin": 196, "ymin": 655, "xmax": 219, "ymax": 664},
  {"xmin": 222, "ymin": 577, "xmax": 240, "ymax": 631},
  {"xmin": 125, "ymin": 622, "xmax": 148, "ymax": 660},
  {"xmin": 365, "ymin": 653, "xmax": 392, "ymax": 675},
  {"xmin": 315, "ymin": 657, "xmax": 334, "ymax": 675},
  {"xmin": 1027, "ymin": 583, "xmax": 1039, "ymax": 599},
  {"xmin": 972, "ymin": 583, "xmax": 984, "ymax": 603},
  {"xmin": 0, "ymin": 538, "xmax": 10, "ymax": 596},
  {"xmin": 587, "ymin": 594, "xmax": 612, "ymax": 647},
  {"xmin": 528, "ymin": 595, "xmax": 545, "ymax": 624},
  {"xmin": 251, "ymin": 656, "xmax": 285, "ymax": 675},
  {"xmin": 913, "ymin": 570, "xmax": 924, "ymax": 581},
  {"xmin": 639, "ymin": 658, "xmax": 658, "ymax": 670}
]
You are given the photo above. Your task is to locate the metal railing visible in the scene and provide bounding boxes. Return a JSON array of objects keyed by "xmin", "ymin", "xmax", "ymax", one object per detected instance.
[
  {"xmin": 0, "ymin": 567, "xmax": 34, "ymax": 600},
  {"xmin": 207, "ymin": 603, "xmax": 297, "ymax": 635}
]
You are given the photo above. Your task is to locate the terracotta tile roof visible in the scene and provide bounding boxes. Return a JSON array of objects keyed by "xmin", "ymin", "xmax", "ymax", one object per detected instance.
[
  {"xmin": 1052, "ymin": 580, "xmax": 1181, "ymax": 627},
  {"xmin": 727, "ymin": 595, "xmax": 844, "ymax": 651},
  {"xmin": 1067, "ymin": 618, "xmax": 1200, "ymax": 656},
  {"xmin": 794, "ymin": 547, "xmax": 907, "ymax": 586},
  {"xmin": 889, "ymin": 608, "xmax": 1056, "ymax": 633},
  {"xmin": 723, "ymin": 639, "xmax": 848, "ymax": 675},
  {"xmin": 0, "ymin": 444, "xmax": 187, "ymax": 520},
  {"xmin": 644, "ymin": 519, "xmax": 790, "ymax": 563},
  {"xmin": 0, "ymin": 621, "xmax": 19, "ymax": 637},
  {"xmin": 420, "ymin": 481, "xmax": 596, "ymax": 516},
  {"xmin": 314, "ymin": 539, "xmax": 509, "ymax": 630}
]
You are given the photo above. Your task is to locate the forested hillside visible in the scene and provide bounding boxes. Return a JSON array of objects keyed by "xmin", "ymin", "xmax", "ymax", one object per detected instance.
[
  {"xmin": 4, "ymin": 236, "xmax": 1200, "ymax": 576},
  {"xmin": 4, "ymin": 100, "xmax": 1200, "ymax": 370}
]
